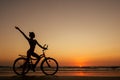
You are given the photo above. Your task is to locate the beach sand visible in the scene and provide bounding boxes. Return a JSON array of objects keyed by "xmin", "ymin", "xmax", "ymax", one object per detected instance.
[{"xmin": 0, "ymin": 76, "xmax": 120, "ymax": 80}]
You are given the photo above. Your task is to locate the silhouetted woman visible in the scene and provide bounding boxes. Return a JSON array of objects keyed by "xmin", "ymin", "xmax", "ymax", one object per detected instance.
[{"xmin": 15, "ymin": 26, "xmax": 46, "ymax": 71}]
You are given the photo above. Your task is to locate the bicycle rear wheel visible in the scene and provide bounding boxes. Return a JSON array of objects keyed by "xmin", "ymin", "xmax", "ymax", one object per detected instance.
[
  {"xmin": 41, "ymin": 57, "xmax": 58, "ymax": 75},
  {"xmin": 13, "ymin": 58, "xmax": 30, "ymax": 75}
]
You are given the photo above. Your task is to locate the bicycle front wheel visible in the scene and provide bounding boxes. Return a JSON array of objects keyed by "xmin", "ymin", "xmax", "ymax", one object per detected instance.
[
  {"xmin": 41, "ymin": 57, "xmax": 58, "ymax": 75},
  {"xmin": 13, "ymin": 58, "xmax": 30, "ymax": 75}
]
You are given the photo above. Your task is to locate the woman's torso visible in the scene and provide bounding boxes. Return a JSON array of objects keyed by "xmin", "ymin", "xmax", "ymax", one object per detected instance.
[{"xmin": 28, "ymin": 39, "xmax": 37, "ymax": 52}]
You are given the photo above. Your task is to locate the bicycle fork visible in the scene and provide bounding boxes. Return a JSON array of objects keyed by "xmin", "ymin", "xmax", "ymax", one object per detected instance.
[{"xmin": 45, "ymin": 58, "xmax": 51, "ymax": 68}]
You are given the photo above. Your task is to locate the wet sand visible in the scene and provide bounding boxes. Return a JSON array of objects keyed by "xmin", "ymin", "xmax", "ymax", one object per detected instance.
[
  {"xmin": 1, "ymin": 70, "xmax": 120, "ymax": 80},
  {"xmin": 0, "ymin": 75, "xmax": 120, "ymax": 80}
]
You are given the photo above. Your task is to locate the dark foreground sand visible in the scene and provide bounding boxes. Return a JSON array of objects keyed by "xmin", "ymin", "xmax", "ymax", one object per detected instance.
[{"xmin": 0, "ymin": 76, "xmax": 120, "ymax": 80}]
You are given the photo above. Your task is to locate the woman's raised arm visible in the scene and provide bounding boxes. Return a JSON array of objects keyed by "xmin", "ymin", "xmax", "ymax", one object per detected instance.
[{"xmin": 15, "ymin": 26, "xmax": 29, "ymax": 40}]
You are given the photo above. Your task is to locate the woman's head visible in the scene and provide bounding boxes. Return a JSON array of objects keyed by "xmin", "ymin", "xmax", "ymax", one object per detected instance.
[{"xmin": 29, "ymin": 32, "xmax": 35, "ymax": 38}]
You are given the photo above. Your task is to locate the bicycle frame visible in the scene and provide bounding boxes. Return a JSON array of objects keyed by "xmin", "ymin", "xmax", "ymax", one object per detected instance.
[{"xmin": 19, "ymin": 49, "xmax": 48, "ymax": 66}]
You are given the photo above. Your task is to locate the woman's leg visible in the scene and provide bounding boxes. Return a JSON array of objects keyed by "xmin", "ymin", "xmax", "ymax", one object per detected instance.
[
  {"xmin": 27, "ymin": 51, "xmax": 31, "ymax": 62},
  {"xmin": 22, "ymin": 51, "xmax": 31, "ymax": 74},
  {"xmin": 31, "ymin": 52, "xmax": 40, "ymax": 69}
]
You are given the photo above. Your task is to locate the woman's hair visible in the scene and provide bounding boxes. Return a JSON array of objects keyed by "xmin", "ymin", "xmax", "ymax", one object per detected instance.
[{"xmin": 29, "ymin": 32, "xmax": 35, "ymax": 38}]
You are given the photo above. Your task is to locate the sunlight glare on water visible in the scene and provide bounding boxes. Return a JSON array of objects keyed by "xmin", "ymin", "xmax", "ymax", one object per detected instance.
[{"xmin": 56, "ymin": 71, "xmax": 120, "ymax": 76}]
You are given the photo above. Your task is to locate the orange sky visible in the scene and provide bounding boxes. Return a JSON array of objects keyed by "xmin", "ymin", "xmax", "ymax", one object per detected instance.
[{"xmin": 0, "ymin": 0, "xmax": 120, "ymax": 66}]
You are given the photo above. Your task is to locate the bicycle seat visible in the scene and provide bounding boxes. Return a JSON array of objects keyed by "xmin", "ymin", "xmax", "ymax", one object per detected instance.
[{"xmin": 19, "ymin": 55, "xmax": 27, "ymax": 58}]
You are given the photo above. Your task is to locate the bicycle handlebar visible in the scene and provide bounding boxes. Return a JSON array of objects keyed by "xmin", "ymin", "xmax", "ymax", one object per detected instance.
[{"xmin": 43, "ymin": 44, "xmax": 48, "ymax": 50}]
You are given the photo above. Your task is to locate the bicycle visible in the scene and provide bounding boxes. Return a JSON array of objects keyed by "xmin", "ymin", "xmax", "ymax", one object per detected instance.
[{"xmin": 13, "ymin": 44, "xmax": 58, "ymax": 75}]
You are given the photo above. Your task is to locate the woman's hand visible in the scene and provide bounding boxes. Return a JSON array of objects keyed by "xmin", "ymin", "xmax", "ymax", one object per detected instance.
[{"xmin": 43, "ymin": 44, "xmax": 48, "ymax": 50}]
